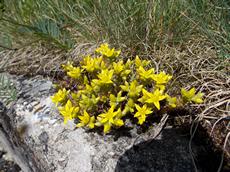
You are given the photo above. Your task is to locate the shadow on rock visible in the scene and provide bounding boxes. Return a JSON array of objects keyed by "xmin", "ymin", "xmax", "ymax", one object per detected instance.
[{"xmin": 115, "ymin": 128, "xmax": 221, "ymax": 172}]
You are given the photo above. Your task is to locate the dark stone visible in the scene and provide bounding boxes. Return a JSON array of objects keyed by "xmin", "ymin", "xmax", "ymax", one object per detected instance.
[
  {"xmin": 39, "ymin": 131, "xmax": 49, "ymax": 144},
  {"xmin": 115, "ymin": 128, "xmax": 222, "ymax": 172}
]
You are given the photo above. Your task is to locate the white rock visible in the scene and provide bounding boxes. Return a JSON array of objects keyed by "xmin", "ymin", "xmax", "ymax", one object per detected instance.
[{"xmin": 3, "ymin": 153, "xmax": 14, "ymax": 162}]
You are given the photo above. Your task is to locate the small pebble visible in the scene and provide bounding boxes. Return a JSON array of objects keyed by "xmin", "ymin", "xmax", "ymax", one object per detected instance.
[
  {"xmin": 26, "ymin": 104, "xmax": 33, "ymax": 112},
  {"xmin": 38, "ymin": 131, "xmax": 49, "ymax": 144},
  {"xmin": 23, "ymin": 101, "xmax": 28, "ymax": 106},
  {"xmin": 3, "ymin": 153, "xmax": 13, "ymax": 162}
]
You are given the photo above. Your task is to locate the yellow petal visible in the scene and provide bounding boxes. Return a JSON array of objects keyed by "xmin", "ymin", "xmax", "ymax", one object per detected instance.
[
  {"xmin": 114, "ymin": 119, "xmax": 124, "ymax": 127},
  {"xmin": 135, "ymin": 104, "xmax": 141, "ymax": 111},
  {"xmin": 103, "ymin": 123, "xmax": 111, "ymax": 133},
  {"xmin": 154, "ymin": 101, "xmax": 160, "ymax": 110},
  {"xmin": 138, "ymin": 116, "xmax": 146, "ymax": 125},
  {"xmin": 189, "ymin": 88, "xmax": 196, "ymax": 96},
  {"xmin": 192, "ymin": 93, "xmax": 204, "ymax": 103},
  {"xmin": 181, "ymin": 88, "xmax": 187, "ymax": 97},
  {"xmin": 134, "ymin": 112, "xmax": 141, "ymax": 118},
  {"xmin": 88, "ymin": 116, "xmax": 95, "ymax": 129},
  {"xmin": 76, "ymin": 123, "xmax": 84, "ymax": 128}
]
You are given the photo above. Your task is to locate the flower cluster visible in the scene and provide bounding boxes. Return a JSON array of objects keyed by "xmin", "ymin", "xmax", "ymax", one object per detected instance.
[{"xmin": 51, "ymin": 43, "xmax": 204, "ymax": 133}]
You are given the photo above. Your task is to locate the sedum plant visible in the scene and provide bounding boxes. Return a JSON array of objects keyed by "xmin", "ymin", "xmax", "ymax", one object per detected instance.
[{"xmin": 51, "ymin": 43, "xmax": 204, "ymax": 134}]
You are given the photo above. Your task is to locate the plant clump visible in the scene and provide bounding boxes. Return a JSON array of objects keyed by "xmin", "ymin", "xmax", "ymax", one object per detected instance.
[{"xmin": 51, "ymin": 43, "xmax": 204, "ymax": 134}]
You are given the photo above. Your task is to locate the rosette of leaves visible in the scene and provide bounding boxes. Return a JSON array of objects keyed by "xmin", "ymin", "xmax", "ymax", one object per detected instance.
[{"xmin": 51, "ymin": 43, "xmax": 204, "ymax": 134}]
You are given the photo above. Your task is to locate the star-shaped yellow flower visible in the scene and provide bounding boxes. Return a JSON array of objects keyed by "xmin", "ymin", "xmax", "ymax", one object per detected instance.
[
  {"xmin": 97, "ymin": 69, "xmax": 114, "ymax": 84},
  {"xmin": 67, "ymin": 67, "xmax": 81, "ymax": 79},
  {"xmin": 122, "ymin": 98, "xmax": 135, "ymax": 115},
  {"xmin": 120, "ymin": 80, "xmax": 143, "ymax": 98},
  {"xmin": 124, "ymin": 59, "xmax": 133, "ymax": 68},
  {"xmin": 152, "ymin": 71, "xmax": 172, "ymax": 90},
  {"xmin": 137, "ymin": 66, "xmax": 155, "ymax": 81},
  {"xmin": 76, "ymin": 110, "xmax": 95, "ymax": 129},
  {"xmin": 79, "ymin": 94, "xmax": 99, "ymax": 110},
  {"xmin": 81, "ymin": 55, "xmax": 97, "ymax": 72},
  {"xmin": 138, "ymin": 89, "xmax": 166, "ymax": 110},
  {"xmin": 113, "ymin": 60, "xmax": 125, "ymax": 74},
  {"xmin": 181, "ymin": 88, "xmax": 204, "ymax": 103},
  {"xmin": 135, "ymin": 55, "xmax": 150, "ymax": 67},
  {"xmin": 166, "ymin": 94, "xmax": 177, "ymax": 108},
  {"xmin": 134, "ymin": 104, "xmax": 153, "ymax": 125},
  {"xmin": 58, "ymin": 100, "xmax": 79, "ymax": 124},
  {"xmin": 95, "ymin": 43, "xmax": 121, "ymax": 58},
  {"xmin": 109, "ymin": 91, "xmax": 126, "ymax": 107},
  {"xmin": 97, "ymin": 106, "xmax": 124, "ymax": 133},
  {"xmin": 137, "ymin": 89, "xmax": 151, "ymax": 103},
  {"xmin": 51, "ymin": 88, "xmax": 69, "ymax": 106},
  {"xmin": 62, "ymin": 61, "xmax": 74, "ymax": 71}
]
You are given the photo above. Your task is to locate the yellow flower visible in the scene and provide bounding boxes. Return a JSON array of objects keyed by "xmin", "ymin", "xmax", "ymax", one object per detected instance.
[
  {"xmin": 95, "ymin": 43, "xmax": 121, "ymax": 58},
  {"xmin": 97, "ymin": 69, "xmax": 114, "ymax": 84},
  {"xmin": 128, "ymin": 80, "xmax": 143, "ymax": 97},
  {"xmin": 67, "ymin": 67, "xmax": 81, "ymax": 79},
  {"xmin": 113, "ymin": 60, "xmax": 124, "ymax": 74},
  {"xmin": 155, "ymin": 84, "xmax": 166, "ymax": 92},
  {"xmin": 78, "ymin": 84, "xmax": 93, "ymax": 95},
  {"xmin": 100, "ymin": 95, "xmax": 108, "ymax": 103},
  {"xmin": 139, "ymin": 89, "xmax": 166, "ymax": 110},
  {"xmin": 81, "ymin": 55, "xmax": 97, "ymax": 72},
  {"xmin": 62, "ymin": 61, "xmax": 74, "ymax": 71},
  {"xmin": 95, "ymin": 56, "xmax": 106, "ymax": 69},
  {"xmin": 181, "ymin": 88, "xmax": 204, "ymax": 103},
  {"xmin": 91, "ymin": 79, "xmax": 101, "ymax": 92},
  {"xmin": 96, "ymin": 106, "xmax": 124, "ymax": 133},
  {"xmin": 84, "ymin": 75, "xmax": 89, "ymax": 85},
  {"xmin": 137, "ymin": 89, "xmax": 151, "ymax": 103},
  {"xmin": 134, "ymin": 104, "xmax": 153, "ymax": 125},
  {"xmin": 109, "ymin": 91, "xmax": 126, "ymax": 107},
  {"xmin": 51, "ymin": 88, "xmax": 69, "ymax": 106},
  {"xmin": 122, "ymin": 98, "xmax": 135, "ymax": 115},
  {"xmin": 71, "ymin": 92, "xmax": 80, "ymax": 101},
  {"xmin": 94, "ymin": 56, "xmax": 103, "ymax": 67},
  {"xmin": 137, "ymin": 66, "xmax": 155, "ymax": 81},
  {"xmin": 76, "ymin": 110, "xmax": 95, "ymax": 129},
  {"xmin": 152, "ymin": 71, "xmax": 172, "ymax": 86},
  {"xmin": 58, "ymin": 100, "xmax": 79, "ymax": 124},
  {"xmin": 125, "ymin": 59, "xmax": 133, "ymax": 68},
  {"xmin": 166, "ymin": 94, "xmax": 177, "ymax": 108},
  {"xmin": 120, "ymin": 80, "xmax": 143, "ymax": 98},
  {"xmin": 81, "ymin": 55, "xmax": 105, "ymax": 72},
  {"xmin": 87, "ymin": 56, "xmax": 107, "ymax": 70},
  {"xmin": 121, "ymin": 69, "xmax": 131, "ymax": 80},
  {"xmin": 135, "ymin": 55, "xmax": 150, "ymax": 67},
  {"xmin": 85, "ymin": 84, "xmax": 93, "ymax": 93},
  {"xmin": 79, "ymin": 94, "xmax": 100, "ymax": 110}
]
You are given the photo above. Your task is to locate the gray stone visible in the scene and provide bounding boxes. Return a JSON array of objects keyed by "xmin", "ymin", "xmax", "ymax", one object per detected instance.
[{"xmin": 38, "ymin": 131, "xmax": 49, "ymax": 144}]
